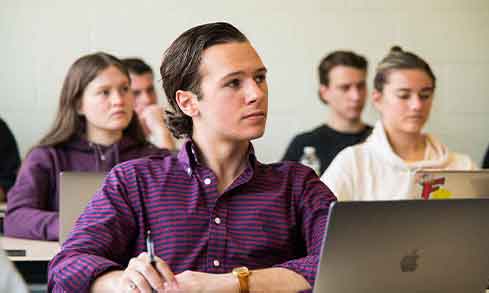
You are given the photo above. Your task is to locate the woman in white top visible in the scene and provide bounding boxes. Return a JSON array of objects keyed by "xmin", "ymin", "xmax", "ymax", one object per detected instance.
[{"xmin": 321, "ymin": 46, "xmax": 476, "ymax": 201}]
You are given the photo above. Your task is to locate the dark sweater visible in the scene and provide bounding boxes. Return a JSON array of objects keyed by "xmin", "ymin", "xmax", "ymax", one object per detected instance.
[
  {"xmin": 282, "ymin": 124, "xmax": 372, "ymax": 174},
  {"xmin": 0, "ymin": 118, "xmax": 20, "ymax": 193}
]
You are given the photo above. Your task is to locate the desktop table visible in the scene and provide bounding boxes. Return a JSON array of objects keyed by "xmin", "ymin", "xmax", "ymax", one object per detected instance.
[{"xmin": 1, "ymin": 236, "xmax": 59, "ymax": 284}]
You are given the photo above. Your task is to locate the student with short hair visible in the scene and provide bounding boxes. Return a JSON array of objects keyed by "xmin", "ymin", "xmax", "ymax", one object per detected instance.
[
  {"xmin": 0, "ymin": 118, "xmax": 21, "ymax": 202},
  {"xmin": 4, "ymin": 52, "xmax": 165, "ymax": 241},
  {"xmin": 321, "ymin": 46, "xmax": 476, "ymax": 201},
  {"xmin": 122, "ymin": 58, "xmax": 177, "ymax": 150},
  {"xmin": 282, "ymin": 51, "xmax": 372, "ymax": 174},
  {"xmin": 48, "ymin": 22, "xmax": 336, "ymax": 292}
]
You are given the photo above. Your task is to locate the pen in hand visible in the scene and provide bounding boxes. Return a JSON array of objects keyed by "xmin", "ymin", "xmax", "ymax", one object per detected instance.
[{"xmin": 146, "ymin": 230, "xmax": 157, "ymax": 293}]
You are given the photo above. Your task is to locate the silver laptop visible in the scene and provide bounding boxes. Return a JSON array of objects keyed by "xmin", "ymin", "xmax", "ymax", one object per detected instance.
[
  {"xmin": 314, "ymin": 200, "xmax": 489, "ymax": 293},
  {"xmin": 415, "ymin": 170, "xmax": 489, "ymax": 199},
  {"xmin": 59, "ymin": 172, "xmax": 105, "ymax": 244}
]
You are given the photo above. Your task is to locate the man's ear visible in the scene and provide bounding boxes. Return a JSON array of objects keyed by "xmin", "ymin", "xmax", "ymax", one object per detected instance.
[
  {"xmin": 372, "ymin": 89, "xmax": 383, "ymax": 111},
  {"xmin": 319, "ymin": 85, "xmax": 330, "ymax": 104},
  {"xmin": 175, "ymin": 90, "xmax": 199, "ymax": 117}
]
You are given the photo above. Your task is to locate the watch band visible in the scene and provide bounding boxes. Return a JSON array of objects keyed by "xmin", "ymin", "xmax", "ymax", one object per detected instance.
[{"xmin": 233, "ymin": 267, "xmax": 251, "ymax": 293}]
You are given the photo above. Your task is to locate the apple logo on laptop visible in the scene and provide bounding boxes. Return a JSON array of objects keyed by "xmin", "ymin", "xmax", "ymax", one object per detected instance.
[{"xmin": 400, "ymin": 249, "xmax": 420, "ymax": 272}]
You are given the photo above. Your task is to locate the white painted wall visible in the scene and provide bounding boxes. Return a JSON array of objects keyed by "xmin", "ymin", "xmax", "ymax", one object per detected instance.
[{"xmin": 1, "ymin": 0, "xmax": 488, "ymax": 164}]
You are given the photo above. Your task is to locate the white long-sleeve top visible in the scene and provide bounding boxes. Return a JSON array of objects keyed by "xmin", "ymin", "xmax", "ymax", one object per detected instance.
[{"xmin": 321, "ymin": 121, "xmax": 477, "ymax": 201}]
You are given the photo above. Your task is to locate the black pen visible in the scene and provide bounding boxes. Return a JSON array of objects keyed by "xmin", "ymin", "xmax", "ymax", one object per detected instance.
[{"xmin": 146, "ymin": 230, "xmax": 157, "ymax": 293}]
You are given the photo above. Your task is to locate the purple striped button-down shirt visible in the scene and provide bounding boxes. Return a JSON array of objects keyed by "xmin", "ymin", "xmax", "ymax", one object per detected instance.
[{"xmin": 48, "ymin": 141, "xmax": 336, "ymax": 292}]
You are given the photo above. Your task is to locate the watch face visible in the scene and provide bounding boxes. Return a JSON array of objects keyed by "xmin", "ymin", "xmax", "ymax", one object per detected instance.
[{"xmin": 233, "ymin": 266, "xmax": 249, "ymax": 276}]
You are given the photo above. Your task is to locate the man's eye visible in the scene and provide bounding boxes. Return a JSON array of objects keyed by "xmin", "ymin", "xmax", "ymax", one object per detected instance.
[
  {"xmin": 397, "ymin": 94, "xmax": 410, "ymax": 100},
  {"xmin": 419, "ymin": 93, "xmax": 432, "ymax": 100},
  {"xmin": 255, "ymin": 74, "xmax": 266, "ymax": 84},
  {"xmin": 101, "ymin": 90, "xmax": 110, "ymax": 96},
  {"xmin": 226, "ymin": 79, "xmax": 241, "ymax": 88}
]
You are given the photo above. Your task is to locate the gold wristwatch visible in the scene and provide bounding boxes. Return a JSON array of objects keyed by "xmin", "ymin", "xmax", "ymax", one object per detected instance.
[{"xmin": 232, "ymin": 266, "xmax": 251, "ymax": 293}]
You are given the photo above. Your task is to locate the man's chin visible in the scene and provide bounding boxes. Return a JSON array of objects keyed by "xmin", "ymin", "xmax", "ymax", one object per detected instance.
[{"xmin": 247, "ymin": 129, "xmax": 266, "ymax": 141}]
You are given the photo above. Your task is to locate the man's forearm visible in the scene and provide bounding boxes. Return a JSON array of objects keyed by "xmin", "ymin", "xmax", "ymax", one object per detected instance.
[
  {"xmin": 249, "ymin": 267, "xmax": 310, "ymax": 293},
  {"xmin": 90, "ymin": 270, "xmax": 123, "ymax": 292},
  {"xmin": 175, "ymin": 267, "xmax": 310, "ymax": 293}
]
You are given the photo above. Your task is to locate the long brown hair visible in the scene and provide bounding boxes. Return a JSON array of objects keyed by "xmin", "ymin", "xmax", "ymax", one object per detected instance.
[{"xmin": 36, "ymin": 52, "xmax": 146, "ymax": 148}]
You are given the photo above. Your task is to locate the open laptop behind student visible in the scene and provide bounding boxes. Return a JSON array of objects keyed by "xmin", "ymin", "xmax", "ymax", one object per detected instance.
[
  {"xmin": 415, "ymin": 170, "xmax": 489, "ymax": 199},
  {"xmin": 58, "ymin": 172, "xmax": 105, "ymax": 244},
  {"xmin": 314, "ymin": 200, "xmax": 489, "ymax": 293}
]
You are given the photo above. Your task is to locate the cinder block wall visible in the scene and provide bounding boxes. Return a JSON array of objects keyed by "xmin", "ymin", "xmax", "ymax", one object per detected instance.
[{"xmin": 1, "ymin": 0, "xmax": 488, "ymax": 165}]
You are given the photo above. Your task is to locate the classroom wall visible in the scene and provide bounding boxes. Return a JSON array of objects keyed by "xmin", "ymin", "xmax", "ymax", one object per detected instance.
[{"xmin": 1, "ymin": 0, "xmax": 488, "ymax": 164}]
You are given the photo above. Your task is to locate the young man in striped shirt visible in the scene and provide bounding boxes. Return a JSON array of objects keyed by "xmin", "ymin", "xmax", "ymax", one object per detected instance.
[{"xmin": 48, "ymin": 22, "xmax": 336, "ymax": 293}]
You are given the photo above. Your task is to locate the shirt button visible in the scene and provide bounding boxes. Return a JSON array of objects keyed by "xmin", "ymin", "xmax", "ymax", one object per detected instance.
[
  {"xmin": 213, "ymin": 259, "xmax": 220, "ymax": 267},
  {"xmin": 204, "ymin": 178, "xmax": 212, "ymax": 185},
  {"xmin": 214, "ymin": 217, "xmax": 221, "ymax": 225}
]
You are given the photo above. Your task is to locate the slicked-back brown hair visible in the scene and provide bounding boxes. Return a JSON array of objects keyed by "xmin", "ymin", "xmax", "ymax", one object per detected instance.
[{"xmin": 160, "ymin": 22, "xmax": 248, "ymax": 138}]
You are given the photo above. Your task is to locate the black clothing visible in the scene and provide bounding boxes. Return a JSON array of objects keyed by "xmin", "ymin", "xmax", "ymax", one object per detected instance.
[
  {"xmin": 0, "ymin": 118, "xmax": 21, "ymax": 192},
  {"xmin": 282, "ymin": 124, "xmax": 372, "ymax": 174},
  {"xmin": 483, "ymin": 144, "xmax": 489, "ymax": 168}
]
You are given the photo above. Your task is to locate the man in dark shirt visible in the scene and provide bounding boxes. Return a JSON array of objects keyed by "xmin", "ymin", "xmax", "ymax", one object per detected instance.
[
  {"xmin": 0, "ymin": 118, "xmax": 20, "ymax": 202},
  {"xmin": 282, "ymin": 51, "xmax": 372, "ymax": 174}
]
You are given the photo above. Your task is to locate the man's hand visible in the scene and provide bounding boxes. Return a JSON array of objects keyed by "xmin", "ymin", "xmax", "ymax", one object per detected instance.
[
  {"xmin": 140, "ymin": 105, "xmax": 176, "ymax": 150},
  {"xmin": 140, "ymin": 105, "xmax": 166, "ymax": 135},
  {"xmin": 91, "ymin": 252, "xmax": 179, "ymax": 293}
]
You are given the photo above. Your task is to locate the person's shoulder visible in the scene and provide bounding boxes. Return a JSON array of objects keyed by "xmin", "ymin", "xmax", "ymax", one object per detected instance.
[
  {"xmin": 288, "ymin": 125, "xmax": 328, "ymax": 147},
  {"xmin": 26, "ymin": 145, "xmax": 56, "ymax": 160},
  {"xmin": 259, "ymin": 160, "xmax": 318, "ymax": 180},
  {"xmin": 296, "ymin": 125, "xmax": 328, "ymax": 138},
  {"xmin": 337, "ymin": 142, "xmax": 369, "ymax": 159},
  {"xmin": 115, "ymin": 152, "xmax": 178, "ymax": 174},
  {"xmin": 0, "ymin": 117, "xmax": 8, "ymax": 129}
]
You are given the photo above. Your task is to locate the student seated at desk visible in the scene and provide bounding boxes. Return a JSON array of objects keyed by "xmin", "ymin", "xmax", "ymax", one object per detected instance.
[
  {"xmin": 321, "ymin": 46, "xmax": 476, "ymax": 201},
  {"xmin": 47, "ymin": 22, "xmax": 336, "ymax": 292},
  {"xmin": 0, "ymin": 118, "xmax": 21, "ymax": 202},
  {"xmin": 282, "ymin": 50, "xmax": 372, "ymax": 175},
  {"xmin": 0, "ymin": 249, "xmax": 28, "ymax": 293},
  {"xmin": 122, "ymin": 58, "xmax": 177, "ymax": 151},
  {"xmin": 4, "ymin": 52, "xmax": 166, "ymax": 241}
]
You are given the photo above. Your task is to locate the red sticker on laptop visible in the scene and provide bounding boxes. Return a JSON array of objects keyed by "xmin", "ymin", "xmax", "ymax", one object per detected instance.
[{"xmin": 418, "ymin": 176, "xmax": 451, "ymax": 199}]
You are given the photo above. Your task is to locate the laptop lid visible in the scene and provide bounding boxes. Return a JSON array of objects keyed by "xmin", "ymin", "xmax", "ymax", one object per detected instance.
[
  {"xmin": 314, "ymin": 200, "xmax": 489, "ymax": 293},
  {"xmin": 59, "ymin": 172, "xmax": 105, "ymax": 244},
  {"xmin": 415, "ymin": 170, "xmax": 489, "ymax": 199}
]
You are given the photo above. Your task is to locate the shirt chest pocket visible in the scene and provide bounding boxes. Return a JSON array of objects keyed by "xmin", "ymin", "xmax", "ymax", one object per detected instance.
[
  {"xmin": 227, "ymin": 209, "xmax": 296, "ymax": 260},
  {"xmin": 150, "ymin": 207, "xmax": 210, "ymax": 258}
]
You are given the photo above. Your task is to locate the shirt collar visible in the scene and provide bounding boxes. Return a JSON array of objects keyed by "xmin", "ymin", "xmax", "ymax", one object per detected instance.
[{"xmin": 177, "ymin": 139, "xmax": 258, "ymax": 177}]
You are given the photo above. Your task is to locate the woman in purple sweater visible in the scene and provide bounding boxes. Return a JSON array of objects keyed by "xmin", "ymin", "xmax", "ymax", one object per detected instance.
[{"xmin": 4, "ymin": 52, "xmax": 165, "ymax": 241}]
